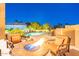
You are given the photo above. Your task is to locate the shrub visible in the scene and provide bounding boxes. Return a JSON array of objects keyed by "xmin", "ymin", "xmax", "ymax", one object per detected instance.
[{"xmin": 10, "ymin": 28, "xmax": 25, "ymax": 36}]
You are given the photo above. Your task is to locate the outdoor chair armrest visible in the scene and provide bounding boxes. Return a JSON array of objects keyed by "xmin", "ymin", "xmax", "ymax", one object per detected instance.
[
  {"xmin": 48, "ymin": 38, "xmax": 55, "ymax": 41},
  {"xmin": 59, "ymin": 44, "xmax": 67, "ymax": 46},
  {"xmin": 58, "ymin": 44, "xmax": 68, "ymax": 50},
  {"xmin": 46, "ymin": 40, "xmax": 55, "ymax": 44}
]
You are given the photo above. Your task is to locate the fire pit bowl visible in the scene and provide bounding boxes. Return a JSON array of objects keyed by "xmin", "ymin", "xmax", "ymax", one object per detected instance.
[
  {"xmin": 24, "ymin": 44, "xmax": 40, "ymax": 51},
  {"xmin": 24, "ymin": 38, "xmax": 45, "ymax": 51}
]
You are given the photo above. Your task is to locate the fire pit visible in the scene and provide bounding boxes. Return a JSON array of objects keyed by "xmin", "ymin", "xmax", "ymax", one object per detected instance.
[
  {"xmin": 24, "ymin": 44, "xmax": 40, "ymax": 51},
  {"xmin": 24, "ymin": 38, "xmax": 45, "ymax": 51}
]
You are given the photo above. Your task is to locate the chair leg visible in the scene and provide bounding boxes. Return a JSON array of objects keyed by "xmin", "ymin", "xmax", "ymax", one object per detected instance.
[
  {"xmin": 59, "ymin": 51, "xmax": 66, "ymax": 56},
  {"xmin": 9, "ymin": 50, "xmax": 12, "ymax": 55},
  {"xmin": 49, "ymin": 50, "xmax": 67, "ymax": 56},
  {"xmin": 10, "ymin": 44, "xmax": 14, "ymax": 49},
  {"xmin": 50, "ymin": 50, "xmax": 62, "ymax": 56},
  {"xmin": 7, "ymin": 41, "xmax": 10, "ymax": 48},
  {"xmin": 50, "ymin": 50, "xmax": 56, "ymax": 56},
  {"xmin": 57, "ymin": 50, "xmax": 66, "ymax": 56},
  {"xmin": 63, "ymin": 53, "xmax": 66, "ymax": 56},
  {"xmin": 68, "ymin": 49, "xmax": 70, "ymax": 52},
  {"xmin": 0, "ymin": 49, "xmax": 1, "ymax": 56},
  {"xmin": 43, "ymin": 50, "xmax": 49, "ymax": 56}
]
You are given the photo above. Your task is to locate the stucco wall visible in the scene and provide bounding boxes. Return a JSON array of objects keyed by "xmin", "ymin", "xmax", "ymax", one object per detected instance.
[
  {"xmin": 63, "ymin": 28, "xmax": 75, "ymax": 45},
  {"xmin": 54, "ymin": 28, "xmax": 75, "ymax": 45},
  {"xmin": 75, "ymin": 29, "xmax": 79, "ymax": 49},
  {"xmin": 0, "ymin": 3, "xmax": 5, "ymax": 39},
  {"xmin": 54, "ymin": 28, "xmax": 64, "ymax": 35},
  {"xmin": 54, "ymin": 26, "xmax": 79, "ymax": 49}
]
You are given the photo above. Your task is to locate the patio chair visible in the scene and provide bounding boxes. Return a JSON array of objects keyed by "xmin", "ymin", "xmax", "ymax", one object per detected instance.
[
  {"xmin": 7, "ymin": 40, "xmax": 14, "ymax": 49},
  {"xmin": 49, "ymin": 35, "xmax": 71, "ymax": 56}
]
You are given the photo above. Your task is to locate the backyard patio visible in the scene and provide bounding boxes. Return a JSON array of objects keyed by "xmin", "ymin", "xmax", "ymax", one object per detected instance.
[{"xmin": 0, "ymin": 33, "xmax": 74, "ymax": 56}]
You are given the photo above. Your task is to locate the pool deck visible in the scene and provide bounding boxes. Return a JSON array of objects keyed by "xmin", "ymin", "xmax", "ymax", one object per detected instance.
[
  {"xmin": 9, "ymin": 34, "xmax": 79, "ymax": 56},
  {"xmin": 1, "ymin": 34, "xmax": 79, "ymax": 56}
]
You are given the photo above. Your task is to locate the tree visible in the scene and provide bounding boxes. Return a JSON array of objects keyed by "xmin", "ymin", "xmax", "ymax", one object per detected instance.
[
  {"xmin": 29, "ymin": 22, "xmax": 41, "ymax": 30},
  {"xmin": 42, "ymin": 23, "xmax": 50, "ymax": 30},
  {"xmin": 25, "ymin": 22, "xmax": 31, "ymax": 26},
  {"xmin": 10, "ymin": 28, "xmax": 24, "ymax": 36},
  {"xmin": 15, "ymin": 20, "xmax": 19, "ymax": 23},
  {"xmin": 27, "ymin": 22, "xmax": 52, "ymax": 30},
  {"xmin": 14, "ymin": 20, "xmax": 23, "ymax": 24},
  {"xmin": 9, "ymin": 28, "xmax": 13, "ymax": 31},
  {"xmin": 38, "ymin": 26, "xmax": 43, "ymax": 30}
]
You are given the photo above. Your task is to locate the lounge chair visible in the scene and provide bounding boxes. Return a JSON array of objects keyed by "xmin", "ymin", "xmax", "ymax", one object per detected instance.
[{"xmin": 49, "ymin": 35, "xmax": 71, "ymax": 56}]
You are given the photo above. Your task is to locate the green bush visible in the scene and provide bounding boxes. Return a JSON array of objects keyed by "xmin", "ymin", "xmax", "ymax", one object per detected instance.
[{"xmin": 10, "ymin": 28, "xmax": 25, "ymax": 36}]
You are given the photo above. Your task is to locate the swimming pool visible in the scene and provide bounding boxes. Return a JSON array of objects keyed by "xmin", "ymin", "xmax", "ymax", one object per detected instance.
[{"xmin": 25, "ymin": 32, "xmax": 44, "ymax": 36}]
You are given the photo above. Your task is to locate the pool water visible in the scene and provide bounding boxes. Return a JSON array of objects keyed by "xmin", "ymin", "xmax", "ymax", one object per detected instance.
[{"xmin": 25, "ymin": 32, "xmax": 44, "ymax": 36}]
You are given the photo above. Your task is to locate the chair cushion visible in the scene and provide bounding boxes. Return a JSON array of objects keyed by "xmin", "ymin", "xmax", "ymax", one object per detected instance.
[{"xmin": 11, "ymin": 34, "xmax": 21, "ymax": 44}]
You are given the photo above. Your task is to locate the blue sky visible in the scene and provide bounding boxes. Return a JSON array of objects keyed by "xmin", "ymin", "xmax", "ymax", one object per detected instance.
[{"xmin": 6, "ymin": 3, "xmax": 79, "ymax": 26}]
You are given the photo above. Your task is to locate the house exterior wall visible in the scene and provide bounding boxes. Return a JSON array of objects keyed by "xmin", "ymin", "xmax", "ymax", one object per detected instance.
[
  {"xmin": 0, "ymin": 3, "xmax": 5, "ymax": 39},
  {"xmin": 54, "ymin": 28, "xmax": 65, "ymax": 36},
  {"xmin": 6, "ymin": 25, "xmax": 26, "ymax": 30}
]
